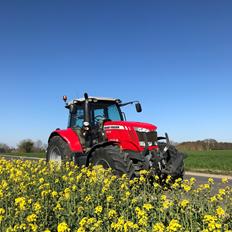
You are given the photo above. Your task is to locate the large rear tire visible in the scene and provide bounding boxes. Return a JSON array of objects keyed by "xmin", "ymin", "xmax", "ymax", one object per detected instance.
[
  {"xmin": 90, "ymin": 145, "xmax": 149, "ymax": 178},
  {"xmin": 46, "ymin": 136, "xmax": 72, "ymax": 162}
]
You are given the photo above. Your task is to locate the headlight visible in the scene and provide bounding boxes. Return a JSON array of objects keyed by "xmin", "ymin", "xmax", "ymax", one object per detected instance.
[
  {"xmin": 139, "ymin": 141, "xmax": 153, "ymax": 147},
  {"xmin": 134, "ymin": 127, "xmax": 150, "ymax": 133}
]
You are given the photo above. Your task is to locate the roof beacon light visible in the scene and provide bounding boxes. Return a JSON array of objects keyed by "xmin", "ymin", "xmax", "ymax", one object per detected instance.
[{"xmin": 63, "ymin": 95, "xmax": 67, "ymax": 103}]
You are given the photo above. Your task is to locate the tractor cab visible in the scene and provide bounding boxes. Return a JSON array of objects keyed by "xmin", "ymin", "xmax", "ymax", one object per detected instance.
[
  {"xmin": 64, "ymin": 94, "xmax": 143, "ymax": 149},
  {"xmin": 66, "ymin": 97, "xmax": 123, "ymax": 128}
]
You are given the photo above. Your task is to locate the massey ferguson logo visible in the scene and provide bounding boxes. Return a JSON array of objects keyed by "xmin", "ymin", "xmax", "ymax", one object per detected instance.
[{"xmin": 104, "ymin": 125, "xmax": 125, "ymax": 130}]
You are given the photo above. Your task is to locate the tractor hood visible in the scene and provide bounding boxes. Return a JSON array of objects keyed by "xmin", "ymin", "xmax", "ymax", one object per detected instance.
[
  {"xmin": 104, "ymin": 121, "xmax": 157, "ymax": 131},
  {"xmin": 104, "ymin": 121, "xmax": 157, "ymax": 152}
]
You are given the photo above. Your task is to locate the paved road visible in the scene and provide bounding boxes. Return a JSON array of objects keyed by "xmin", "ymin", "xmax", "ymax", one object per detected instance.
[
  {"xmin": 185, "ymin": 173, "xmax": 232, "ymax": 193},
  {"xmin": 1, "ymin": 155, "xmax": 232, "ymax": 190}
]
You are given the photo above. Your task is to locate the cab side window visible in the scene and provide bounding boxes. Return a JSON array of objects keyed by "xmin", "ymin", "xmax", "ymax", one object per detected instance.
[
  {"xmin": 70, "ymin": 107, "xmax": 84, "ymax": 128},
  {"xmin": 76, "ymin": 109, "xmax": 84, "ymax": 128}
]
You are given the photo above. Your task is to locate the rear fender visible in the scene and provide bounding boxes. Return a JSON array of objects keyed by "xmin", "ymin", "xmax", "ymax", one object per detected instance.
[
  {"xmin": 86, "ymin": 141, "xmax": 119, "ymax": 166},
  {"xmin": 48, "ymin": 128, "xmax": 83, "ymax": 153}
]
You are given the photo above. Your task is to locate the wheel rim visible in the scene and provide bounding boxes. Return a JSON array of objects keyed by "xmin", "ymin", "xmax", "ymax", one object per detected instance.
[
  {"xmin": 49, "ymin": 147, "xmax": 62, "ymax": 162},
  {"xmin": 95, "ymin": 159, "xmax": 111, "ymax": 169}
]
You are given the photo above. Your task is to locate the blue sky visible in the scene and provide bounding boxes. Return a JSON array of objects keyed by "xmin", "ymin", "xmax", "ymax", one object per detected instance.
[{"xmin": 0, "ymin": 0, "xmax": 232, "ymax": 147}]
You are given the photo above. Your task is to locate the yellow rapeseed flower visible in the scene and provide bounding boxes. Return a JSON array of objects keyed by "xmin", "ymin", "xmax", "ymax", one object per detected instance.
[
  {"xmin": 182, "ymin": 183, "xmax": 191, "ymax": 192},
  {"xmin": 15, "ymin": 197, "xmax": 26, "ymax": 211},
  {"xmin": 0, "ymin": 208, "xmax": 5, "ymax": 215},
  {"xmin": 94, "ymin": 206, "xmax": 103, "ymax": 215},
  {"xmin": 29, "ymin": 223, "xmax": 38, "ymax": 232},
  {"xmin": 210, "ymin": 195, "xmax": 217, "ymax": 202},
  {"xmin": 124, "ymin": 221, "xmax": 139, "ymax": 231},
  {"xmin": 154, "ymin": 182, "xmax": 160, "ymax": 189},
  {"xmin": 84, "ymin": 195, "xmax": 92, "ymax": 202},
  {"xmin": 108, "ymin": 209, "xmax": 117, "ymax": 219},
  {"xmin": 166, "ymin": 175, "xmax": 172, "ymax": 184},
  {"xmin": 125, "ymin": 191, "xmax": 131, "ymax": 198},
  {"xmin": 72, "ymin": 184, "xmax": 77, "ymax": 191},
  {"xmin": 106, "ymin": 195, "xmax": 114, "ymax": 203},
  {"xmin": 77, "ymin": 206, "xmax": 84, "ymax": 214},
  {"xmin": 208, "ymin": 178, "xmax": 214, "ymax": 184},
  {"xmin": 180, "ymin": 199, "xmax": 189, "ymax": 208},
  {"xmin": 218, "ymin": 188, "xmax": 226, "ymax": 196},
  {"xmin": 163, "ymin": 199, "xmax": 172, "ymax": 210},
  {"xmin": 190, "ymin": 177, "xmax": 196, "ymax": 185},
  {"xmin": 63, "ymin": 188, "xmax": 71, "ymax": 200},
  {"xmin": 26, "ymin": 214, "xmax": 37, "ymax": 223},
  {"xmin": 216, "ymin": 206, "xmax": 225, "ymax": 217},
  {"xmin": 76, "ymin": 227, "xmax": 85, "ymax": 232},
  {"xmin": 222, "ymin": 177, "xmax": 228, "ymax": 183},
  {"xmin": 51, "ymin": 191, "xmax": 58, "ymax": 198},
  {"xmin": 139, "ymin": 170, "xmax": 148, "ymax": 175},
  {"xmin": 153, "ymin": 222, "xmax": 165, "ymax": 232},
  {"xmin": 143, "ymin": 203, "xmax": 154, "ymax": 211},
  {"xmin": 167, "ymin": 219, "xmax": 182, "ymax": 232},
  {"xmin": 57, "ymin": 222, "xmax": 70, "ymax": 232},
  {"xmin": 79, "ymin": 217, "xmax": 88, "ymax": 227},
  {"xmin": 161, "ymin": 195, "xmax": 167, "ymax": 201},
  {"xmin": 39, "ymin": 178, "xmax": 44, "ymax": 184}
]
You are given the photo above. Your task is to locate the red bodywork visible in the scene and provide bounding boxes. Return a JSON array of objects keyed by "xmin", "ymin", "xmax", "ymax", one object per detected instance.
[
  {"xmin": 49, "ymin": 128, "xmax": 83, "ymax": 152},
  {"xmin": 49, "ymin": 121, "xmax": 157, "ymax": 153},
  {"xmin": 104, "ymin": 121, "xmax": 157, "ymax": 152}
]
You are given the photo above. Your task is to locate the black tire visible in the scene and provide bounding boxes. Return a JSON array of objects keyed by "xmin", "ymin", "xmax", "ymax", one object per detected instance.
[
  {"xmin": 46, "ymin": 136, "xmax": 72, "ymax": 162},
  {"xmin": 90, "ymin": 145, "xmax": 148, "ymax": 178},
  {"xmin": 158, "ymin": 143, "xmax": 184, "ymax": 180}
]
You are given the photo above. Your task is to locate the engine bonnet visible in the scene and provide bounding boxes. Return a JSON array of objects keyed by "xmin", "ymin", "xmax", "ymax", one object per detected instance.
[{"xmin": 104, "ymin": 121, "xmax": 157, "ymax": 131}]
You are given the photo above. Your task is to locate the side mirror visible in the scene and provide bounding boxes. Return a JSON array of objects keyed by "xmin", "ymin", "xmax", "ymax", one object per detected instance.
[
  {"xmin": 135, "ymin": 103, "xmax": 142, "ymax": 113},
  {"xmin": 70, "ymin": 104, "xmax": 77, "ymax": 114}
]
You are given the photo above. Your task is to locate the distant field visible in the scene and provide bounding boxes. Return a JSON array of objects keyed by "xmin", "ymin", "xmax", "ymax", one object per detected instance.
[{"xmin": 183, "ymin": 150, "xmax": 232, "ymax": 174}]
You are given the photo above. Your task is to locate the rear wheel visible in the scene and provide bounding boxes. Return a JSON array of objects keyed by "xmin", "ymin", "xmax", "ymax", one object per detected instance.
[
  {"xmin": 90, "ymin": 145, "xmax": 149, "ymax": 178},
  {"xmin": 46, "ymin": 136, "xmax": 72, "ymax": 162}
]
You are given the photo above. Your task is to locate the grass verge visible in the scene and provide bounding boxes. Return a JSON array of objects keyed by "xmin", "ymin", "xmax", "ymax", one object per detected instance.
[{"xmin": 0, "ymin": 152, "xmax": 45, "ymax": 158}]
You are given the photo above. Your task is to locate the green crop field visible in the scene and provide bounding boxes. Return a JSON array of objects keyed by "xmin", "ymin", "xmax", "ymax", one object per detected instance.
[{"xmin": 183, "ymin": 150, "xmax": 232, "ymax": 174}]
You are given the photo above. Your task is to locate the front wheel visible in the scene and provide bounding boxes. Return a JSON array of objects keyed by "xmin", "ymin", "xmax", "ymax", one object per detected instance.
[
  {"xmin": 157, "ymin": 143, "xmax": 184, "ymax": 180},
  {"xmin": 46, "ymin": 136, "xmax": 72, "ymax": 162},
  {"xmin": 90, "ymin": 145, "xmax": 149, "ymax": 178}
]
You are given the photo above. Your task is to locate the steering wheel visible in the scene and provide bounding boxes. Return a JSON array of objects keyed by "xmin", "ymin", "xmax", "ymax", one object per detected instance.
[{"xmin": 94, "ymin": 115, "xmax": 105, "ymax": 123}]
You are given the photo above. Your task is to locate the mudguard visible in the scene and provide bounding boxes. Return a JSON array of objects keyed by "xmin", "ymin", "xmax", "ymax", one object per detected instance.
[{"xmin": 48, "ymin": 128, "xmax": 83, "ymax": 153}]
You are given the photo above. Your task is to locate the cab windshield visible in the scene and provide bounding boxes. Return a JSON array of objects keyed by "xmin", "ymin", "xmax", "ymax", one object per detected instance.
[{"xmin": 70, "ymin": 101, "xmax": 123, "ymax": 128}]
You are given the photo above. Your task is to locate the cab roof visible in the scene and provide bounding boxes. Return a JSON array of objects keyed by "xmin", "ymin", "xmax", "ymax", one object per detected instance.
[{"xmin": 67, "ymin": 96, "xmax": 121, "ymax": 106}]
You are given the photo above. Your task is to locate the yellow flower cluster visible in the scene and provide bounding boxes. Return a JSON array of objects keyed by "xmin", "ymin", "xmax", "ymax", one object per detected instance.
[{"xmin": 0, "ymin": 158, "xmax": 231, "ymax": 231}]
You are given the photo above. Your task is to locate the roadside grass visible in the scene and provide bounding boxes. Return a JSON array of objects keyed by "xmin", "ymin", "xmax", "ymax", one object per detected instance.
[
  {"xmin": 0, "ymin": 152, "xmax": 45, "ymax": 158},
  {"xmin": 1, "ymin": 150, "xmax": 232, "ymax": 175},
  {"xmin": 183, "ymin": 150, "xmax": 232, "ymax": 175}
]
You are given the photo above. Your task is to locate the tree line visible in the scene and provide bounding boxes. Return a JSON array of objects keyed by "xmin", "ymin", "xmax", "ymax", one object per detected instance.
[
  {"xmin": 176, "ymin": 139, "xmax": 232, "ymax": 151},
  {"xmin": 0, "ymin": 140, "xmax": 46, "ymax": 154}
]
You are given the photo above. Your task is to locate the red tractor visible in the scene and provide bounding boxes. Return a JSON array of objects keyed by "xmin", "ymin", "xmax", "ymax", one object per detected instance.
[{"xmin": 47, "ymin": 93, "xmax": 184, "ymax": 179}]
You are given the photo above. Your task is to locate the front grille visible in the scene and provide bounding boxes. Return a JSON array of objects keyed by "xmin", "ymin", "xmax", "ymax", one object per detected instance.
[{"xmin": 136, "ymin": 131, "xmax": 157, "ymax": 146}]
